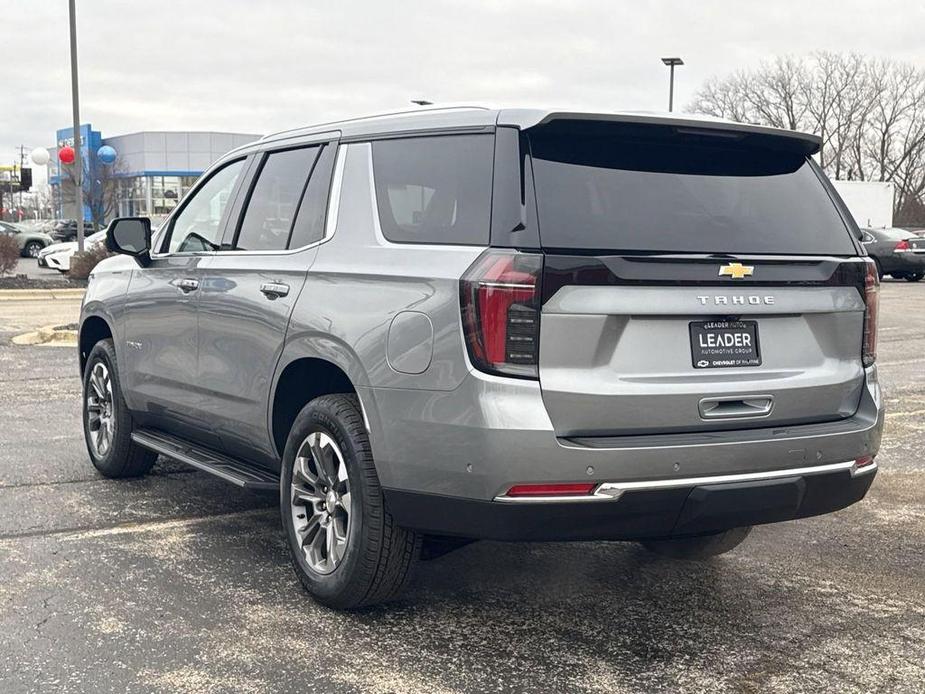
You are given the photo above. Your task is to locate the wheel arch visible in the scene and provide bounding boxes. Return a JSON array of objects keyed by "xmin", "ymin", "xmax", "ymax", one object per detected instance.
[
  {"xmin": 79, "ymin": 314, "xmax": 114, "ymax": 374},
  {"xmin": 270, "ymin": 353, "xmax": 373, "ymax": 460}
]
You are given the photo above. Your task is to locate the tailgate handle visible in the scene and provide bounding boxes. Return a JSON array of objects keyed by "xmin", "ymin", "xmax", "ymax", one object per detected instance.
[{"xmin": 699, "ymin": 395, "xmax": 773, "ymax": 420}]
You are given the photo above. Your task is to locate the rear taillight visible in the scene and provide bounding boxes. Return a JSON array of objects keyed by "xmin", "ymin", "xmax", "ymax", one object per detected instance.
[
  {"xmin": 460, "ymin": 249, "xmax": 543, "ymax": 378},
  {"xmin": 894, "ymin": 239, "xmax": 911, "ymax": 253},
  {"xmin": 862, "ymin": 258, "xmax": 879, "ymax": 367}
]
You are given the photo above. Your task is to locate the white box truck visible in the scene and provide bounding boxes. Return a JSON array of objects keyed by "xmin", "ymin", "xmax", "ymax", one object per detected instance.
[{"xmin": 830, "ymin": 180, "xmax": 895, "ymax": 228}]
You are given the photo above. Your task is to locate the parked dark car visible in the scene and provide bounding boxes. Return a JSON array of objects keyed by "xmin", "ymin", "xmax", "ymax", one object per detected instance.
[
  {"xmin": 860, "ymin": 227, "xmax": 925, "ymax": 281},
  {"xmin": 51, "ymin": 219, "xmax": 94, "ymax": 242}
]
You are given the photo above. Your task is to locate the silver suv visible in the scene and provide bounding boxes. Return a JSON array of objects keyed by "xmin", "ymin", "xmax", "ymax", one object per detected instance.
[{"xmin": 79, "ymin": 107, "xmax": 883, "ymax": 608}]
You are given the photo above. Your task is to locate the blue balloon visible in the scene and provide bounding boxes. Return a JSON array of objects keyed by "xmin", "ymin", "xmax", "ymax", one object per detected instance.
[{"xmin": 97, "ymin": 145, "xmax": 117, "ymax": 165}]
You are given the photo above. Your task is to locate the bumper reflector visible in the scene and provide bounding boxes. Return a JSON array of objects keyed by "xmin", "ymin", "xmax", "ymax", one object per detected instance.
[
  {"xmin": 505, "ymin": 483, "xmax": 597, "ymax": 497},
  {"xmin": 854, "ymin": 455, "xmax": 875, "ymax": 469}
]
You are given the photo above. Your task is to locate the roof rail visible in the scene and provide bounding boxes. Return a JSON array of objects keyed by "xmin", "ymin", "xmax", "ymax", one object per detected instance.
[{"xmin": 259, "ymin": 104, "xmax": 493, "ymax": 142}]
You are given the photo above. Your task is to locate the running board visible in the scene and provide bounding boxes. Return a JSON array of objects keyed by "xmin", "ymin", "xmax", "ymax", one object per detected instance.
[{"xmin": 131, "ymin": 429, "xmax": 279, "ymax": 491}]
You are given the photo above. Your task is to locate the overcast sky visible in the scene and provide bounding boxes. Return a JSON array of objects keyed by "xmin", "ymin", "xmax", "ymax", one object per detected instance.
[{"xmin": 4, "ymin": 0, "xmax": 925, "ymax": 183}]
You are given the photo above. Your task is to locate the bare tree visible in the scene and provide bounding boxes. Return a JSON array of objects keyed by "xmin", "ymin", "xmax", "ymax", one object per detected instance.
[
  {"xmin": 690, "ymin": 53, "xmax": 925, "ymax": 224},
  {"xmin": 59, "ymin": 156, "xmax": 126, "ymax": 229}
]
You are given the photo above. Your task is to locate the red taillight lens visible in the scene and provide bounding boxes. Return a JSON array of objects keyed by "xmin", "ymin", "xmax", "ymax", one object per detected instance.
[
  {"xmin": 894, "ymin": 239, "xmax": 911, "ymax": 253},
  {"xmin": 460, "ymin": 250, "xmax": 543, "ymax": 378},
  {"xmin": 862, "ymin": 258, "xmax": 879, "ymax": 367},
  {"xmin": 506, "ymin": 483, "xmax": 596, "ymax": 497}
]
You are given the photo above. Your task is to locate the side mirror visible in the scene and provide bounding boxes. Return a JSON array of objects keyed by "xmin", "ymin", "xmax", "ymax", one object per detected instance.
[{"xmin": 106, "ymin": 217, "xmax": 151, "ymax": 264}]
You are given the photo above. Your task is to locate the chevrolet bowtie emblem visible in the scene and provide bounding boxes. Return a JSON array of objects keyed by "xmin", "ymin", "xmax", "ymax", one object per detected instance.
[{"xmin": 718, "ymin": 262, "xmax": 754, "ymax": 279}]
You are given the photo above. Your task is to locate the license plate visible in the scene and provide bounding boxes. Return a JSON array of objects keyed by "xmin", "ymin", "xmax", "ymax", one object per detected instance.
[{"xmin": 690, "ymin": 320, "xmax": 761, "ymax": 368}]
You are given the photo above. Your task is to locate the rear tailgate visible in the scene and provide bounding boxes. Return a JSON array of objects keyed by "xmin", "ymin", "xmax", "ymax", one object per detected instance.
[
  {"xmin": 539, "ymin": 255, "xmax": 867, "ymax": 436},
  {"xmin": 527, "ymin": 118, "xmax": 867, "ymax": 438}
]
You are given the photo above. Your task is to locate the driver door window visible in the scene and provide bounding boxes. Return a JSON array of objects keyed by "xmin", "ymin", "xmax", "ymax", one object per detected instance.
[{"xmin": 165, "ymin": 159, "xmax": 245, "ymax": 253}]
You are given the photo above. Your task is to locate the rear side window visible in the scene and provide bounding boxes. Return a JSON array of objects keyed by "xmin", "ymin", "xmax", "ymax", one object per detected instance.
[
  {"xmin": 235, "ymin": 147, "xmax": 320, "ymax": 251},
  {"xmin": 529, "ymin": 122, "xmax": 857, "ymax": 255},
  {"xmin": 371, "ymin": 135, "xmax": 493, "ymax": 245},
  {"xmin": 287, "ymin": 143, "xmax": 336, "ymax": 249}
]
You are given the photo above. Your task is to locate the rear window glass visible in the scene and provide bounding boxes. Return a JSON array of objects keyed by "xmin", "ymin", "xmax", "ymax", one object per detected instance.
[
  {"xmin": 371, "ymin": 135, "xmax": 493, "ymax": 245},
  {"xmin": 529, "ymin": 123, "xmax": 856, "ymax": 255}
]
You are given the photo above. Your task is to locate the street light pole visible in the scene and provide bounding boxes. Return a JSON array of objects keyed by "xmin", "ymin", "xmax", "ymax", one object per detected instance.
[
  {"xmin": 661, "ymin": 57, "xmax": 684, "ymax": 113},
  {"xmin": 68, "ymin": 0, "xmax": 84, "ymax": 252}
]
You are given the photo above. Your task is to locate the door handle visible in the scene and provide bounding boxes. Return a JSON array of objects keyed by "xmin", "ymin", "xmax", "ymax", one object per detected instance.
[
  {"xmin": 260, "ymin": 282, "xmax": 290, "ymax": 299},
  {"xmin": 175, "ymin": 278, "xmax": 200, "ymax": 293},
  {"xmin": 699, "ymin": 395, "xmax": 773, "ymax": 419}
]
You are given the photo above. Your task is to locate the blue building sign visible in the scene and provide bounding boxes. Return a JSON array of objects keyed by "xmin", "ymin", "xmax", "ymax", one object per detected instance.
[{"xmin": 50, "ymin": 123, "xmax": 102, "ymax": 222}]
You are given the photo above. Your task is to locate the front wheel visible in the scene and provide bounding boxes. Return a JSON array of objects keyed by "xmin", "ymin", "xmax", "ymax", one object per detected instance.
[
  {"xmin": 281, "ymin": 394, "xmax": 420, "ymax": 609},
  {"xmin": 82, "ymin": 339, "xmax": 157, "ymax": 478},
  {"xmin": 23, "ymin": 241, "xmax": 43, "ymax": 258},
  {"xmin": 640, "ymin": 526, "xmax": 751, "ymax": 560},
  {"xmin": 905, "ymin": 272, "xmax": 923, "ymax": 282}
]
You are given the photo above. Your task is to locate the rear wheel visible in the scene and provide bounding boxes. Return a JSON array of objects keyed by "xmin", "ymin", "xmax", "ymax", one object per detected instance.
[
  {"xmin": 905, "ymin": 272, "xmax": 923, "ymax": 282},
  {"xmin": 281, "ymin": 394, "xmax": 420, "ymax": 609},
  {"xmin": 82, "ymin": 339, "xmax": 157, "ymax": 478},
  {"xmin": 640, "ymin": 526, "xmax": 751, "ymax": 560}
]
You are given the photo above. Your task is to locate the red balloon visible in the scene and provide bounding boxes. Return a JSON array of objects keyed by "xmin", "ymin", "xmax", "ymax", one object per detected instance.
[{"xmin": 58, "ymin": 146, "xmax": 75, "ymax": 165}]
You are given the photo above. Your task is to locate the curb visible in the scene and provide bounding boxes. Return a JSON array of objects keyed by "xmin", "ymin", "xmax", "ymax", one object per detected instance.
[
  {"xmin": 0, "ymin": 288, "xmax": 86, "ymax": 301},
  {"xmin": 11, "ymin": 324, "xmax": 78, "ymax": 347}
]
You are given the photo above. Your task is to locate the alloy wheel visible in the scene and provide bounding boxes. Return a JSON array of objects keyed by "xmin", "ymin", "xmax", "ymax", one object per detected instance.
[
  {"xmin": 86, "ymin": 362, "xmax": 114, "ymax": 457},
  {"xmin": 290, "ymin": 431, "xmax": 352, "ymax": 574}
]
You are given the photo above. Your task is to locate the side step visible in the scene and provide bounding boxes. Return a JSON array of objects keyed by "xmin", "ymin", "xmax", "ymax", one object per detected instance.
[{"xmin": 131, "ymin": 429, "xmax": 279, "ymax": 491}]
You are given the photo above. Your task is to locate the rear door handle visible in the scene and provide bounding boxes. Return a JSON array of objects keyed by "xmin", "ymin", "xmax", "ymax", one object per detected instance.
[
  {"xmin": 175, "ymin": 278, "xmax": 200, "ymax": 293},
  {"xmin": 699, "ymin": 395, "xmax": 773, "ymax": 419},
  {"xmin": 260, "ymin": 282, "xmax": 290, "ymax": 299}
]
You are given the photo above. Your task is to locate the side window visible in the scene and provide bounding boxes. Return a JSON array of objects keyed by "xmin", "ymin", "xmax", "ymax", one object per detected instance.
[
  {"xmin": 235, "ymin": 146, "xmax": 320, "ymax": 251},
  {"xmin": 287, "ymin": 143, "xmax": 337, "ymax": 249},
  {"xmin": 166, "ymin": 159, "xmax": 245, "ymax": 253},
  {"xmin": 371, "ymin": 134, "xmax": 493, "ymax": 245}
]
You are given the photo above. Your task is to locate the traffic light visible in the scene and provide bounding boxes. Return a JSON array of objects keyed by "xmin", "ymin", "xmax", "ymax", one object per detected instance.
[{"xmin": 20, "ymin": 168, "xmax": 32, "ymax": 191}]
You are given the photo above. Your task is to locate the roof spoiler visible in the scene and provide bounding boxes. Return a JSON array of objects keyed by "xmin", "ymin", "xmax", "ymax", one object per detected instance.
[{"xmin": 498, "ymin": 109, "xmax": 821, "ymax": 156}]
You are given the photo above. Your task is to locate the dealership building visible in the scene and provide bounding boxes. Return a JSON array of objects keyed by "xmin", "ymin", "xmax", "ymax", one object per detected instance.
[{"xmin": 49, "ymin": 124, "xmax": 260, "ymax": 222}]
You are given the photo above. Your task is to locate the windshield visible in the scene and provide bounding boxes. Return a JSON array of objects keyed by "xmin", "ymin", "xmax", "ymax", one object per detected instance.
[{"xmin": 529, "ymin": 122, "xmax": 856, "ymax": 255}]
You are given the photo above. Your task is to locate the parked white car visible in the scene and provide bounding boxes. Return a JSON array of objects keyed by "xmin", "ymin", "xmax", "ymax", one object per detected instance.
[{"xmin": 39, "ymin": 230, "xmax": 107, "ymax": 272}]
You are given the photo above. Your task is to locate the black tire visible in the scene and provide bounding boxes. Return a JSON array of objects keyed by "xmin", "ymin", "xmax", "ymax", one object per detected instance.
[
  {"xmin": 23, "ymin": 241, "xmax": 43, "ymax": 258},
  {"xmin": 82, "ymin": 338, "xmax": 157, "ymax": 478},
  {"xmin": 640, "ymin": 526, "xmax": 751, "ymax": 560},
  {"xmin": 281, "ymin": 394, "xmax": 420, "ymax": 609},
  {"xmin": 905, "ymin": 273, "xmax": 923, "ymax": 282}
]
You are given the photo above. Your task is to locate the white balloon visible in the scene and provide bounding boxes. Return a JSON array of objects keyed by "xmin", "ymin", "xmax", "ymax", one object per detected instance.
[{"xmin": 30, "ymin": 147, "xmax": 50, "ymax": 166}]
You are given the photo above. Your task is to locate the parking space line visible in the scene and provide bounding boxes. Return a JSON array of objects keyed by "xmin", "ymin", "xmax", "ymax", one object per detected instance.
[{"xmin": 0, "ymin": 508, "xmax": 275, "ymax": 543}]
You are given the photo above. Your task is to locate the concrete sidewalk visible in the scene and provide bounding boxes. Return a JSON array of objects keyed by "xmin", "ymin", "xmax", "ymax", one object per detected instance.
[
  {"xmin": 0, "ymin": 288, "xmax": 85, "ymax": 302},
  {"xmin": 0, "ymin": 294, "xmax": 83, "ymax": 337}
]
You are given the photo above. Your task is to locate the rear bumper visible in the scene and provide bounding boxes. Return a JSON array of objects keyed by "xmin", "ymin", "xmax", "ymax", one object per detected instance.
[
  {"xmin": 361, "ymin": 365, "xmax": 883, "ymax": 502},
  {"xmin": 882, "ymin": 252, "xmax": 925, "ymax": 273},
  {"xmin": 384, "ymin": 462, "xmax": 877, "ymax": 541}
]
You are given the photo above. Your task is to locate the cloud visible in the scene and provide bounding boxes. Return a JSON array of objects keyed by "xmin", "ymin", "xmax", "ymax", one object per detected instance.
[{"xmin": 2, "ymin": 0, "xmax": 924, "ymax": 163}]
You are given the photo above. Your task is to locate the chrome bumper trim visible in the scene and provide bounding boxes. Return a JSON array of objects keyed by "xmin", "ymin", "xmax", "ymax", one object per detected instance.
[{"xmin": 494, "ymin": 459, "xmax": 876, "ymax": 503}]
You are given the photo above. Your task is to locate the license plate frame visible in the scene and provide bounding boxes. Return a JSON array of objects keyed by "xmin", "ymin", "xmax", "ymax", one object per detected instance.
[{"xmin": 690, "ymin": 320, "xmax": 761, "ymax": 369}]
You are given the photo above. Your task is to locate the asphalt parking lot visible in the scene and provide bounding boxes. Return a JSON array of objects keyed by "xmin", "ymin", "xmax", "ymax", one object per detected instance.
[{"xmin": 0, "ymin": 281, "xmax": 923, "ymax": 694}]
